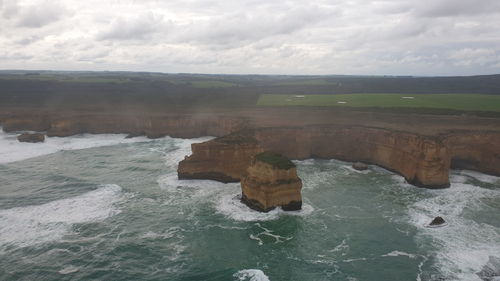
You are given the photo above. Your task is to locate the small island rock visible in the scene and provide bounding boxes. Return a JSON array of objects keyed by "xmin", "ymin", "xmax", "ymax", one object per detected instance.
[
  {"xmin": 17, "ymin": 133, "xmax": 45, "ymax": 143},
  {"xmin": 241, "ymin": 152, "xmax": 302, "ymax": 212},
  {"xmin": 429, "ymin": 216, "xmax": 446, "ymax": 226}
]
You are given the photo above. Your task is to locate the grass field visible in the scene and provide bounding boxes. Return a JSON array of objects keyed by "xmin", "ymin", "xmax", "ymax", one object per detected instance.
[
  {"xmin": 190, "ymin": 80, "xmax": 240, "ymax": 88},
  {"xmin": 257, "ymin": 94, "xmax": 500, "ymax": 112}
]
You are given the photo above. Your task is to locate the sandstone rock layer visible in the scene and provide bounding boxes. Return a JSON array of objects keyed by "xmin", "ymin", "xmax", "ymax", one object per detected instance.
[
  {"xmin": 177, "ymin": 131, "xmax": 264, "ymax": 183},
  {"xmin": 241, "ymin": 152, "xmax": 302, "ymax": 212},
  {"xmin": 254, "ymin": 126, "xmax": 451, "ymax": 188}
]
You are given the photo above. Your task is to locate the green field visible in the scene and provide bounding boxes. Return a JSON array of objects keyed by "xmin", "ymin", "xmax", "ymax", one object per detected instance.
[
  {"xmin": 190, "ymin": 80, "xmax": 240, "ymax": 88},
  {"xmin": 257, "ymin": 94, "xmax": 500, "ymax": 112}
]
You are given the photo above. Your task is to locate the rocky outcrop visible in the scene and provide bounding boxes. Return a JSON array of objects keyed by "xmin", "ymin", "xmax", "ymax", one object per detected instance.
[
  {"xmin": 177, "ymin": 131, "xmax": 264, "ymax": 182},
  {"xmin": 352, "ymin": 162, "xmax": 368, "ymax": 171},
  {"xmin": 241, "ymin": 152, "xmax": 302, "ymax": 212},
  {"xmin": 17, "ymin": 133, "xmax": 45, "ymax": 143},
  {"xmin": 429, "ymin": 216, "xmax": 446, "ymax": 226},
  {"xmin": 443, "ymin": 132, "xmax": 500, "ymax": 177}
]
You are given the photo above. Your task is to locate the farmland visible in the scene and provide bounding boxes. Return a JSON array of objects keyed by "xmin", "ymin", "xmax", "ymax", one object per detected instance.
[{"xmin": 257, "ymin": 94, "xmax": 500, "ymax": 113}]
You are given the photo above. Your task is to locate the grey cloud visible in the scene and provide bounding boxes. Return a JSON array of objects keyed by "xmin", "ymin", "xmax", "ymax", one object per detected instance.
[
  {"xmin": 1, "ymin": 0, "xmax": 19, "ymax": 19},
  {"xmin": 413, "ymin": 0, "xmax": 500, "ymax": 17},
  {"xmin": 0, "ymin": 51, "xmax": 33, "ymax": 60},
  {"xmin": 448, "ymin": 48, "xmax": 499, "ymax": 66},
  {"xmin": 373, "ymin": 1, "xmax": 412, "ymax": 15},
  {"xmin": 14, "ymin": 35, "xmax": 42, "ymax": 45},
  {"xmin": 2, "ymin": 0, "xmax": 500, "ymax": 76},
  {"xmin": 16, "ymin": 1, "xmax": 66, "ymax": 28},
  {"xmin": 97, "ymin": 13, "xmax": 168, "ymax": 41},
  {"xmin": 175, "ymin": 4, "xmax": 336, "ymax": 47}
]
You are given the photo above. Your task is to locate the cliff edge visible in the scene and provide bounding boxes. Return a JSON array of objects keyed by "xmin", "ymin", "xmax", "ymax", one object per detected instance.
[{"xmin": 177, "ymin": 130, "xmax": 264, "ymax": 183}]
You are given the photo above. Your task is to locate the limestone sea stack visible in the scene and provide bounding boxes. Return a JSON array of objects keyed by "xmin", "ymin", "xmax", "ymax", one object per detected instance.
[
  {"xmin": 178, "ymin": 130, "xmax": 264, "ymax": 183},
  {"xmin": 17, "ymin": 133, "xmax": 45, "ymax": 143},
  {"xmin": 241, "ymin": 152, "xmax": 302, "ymax": 212}
]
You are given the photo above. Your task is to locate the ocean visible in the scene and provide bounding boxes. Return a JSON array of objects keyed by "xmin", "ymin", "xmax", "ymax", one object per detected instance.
[{"xmin": 0, "ymin": 130, "xmax": 499, "ymax": 281}]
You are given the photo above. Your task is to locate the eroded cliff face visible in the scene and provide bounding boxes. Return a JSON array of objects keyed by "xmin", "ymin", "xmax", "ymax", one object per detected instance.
[
  {"xmin": 177, "ymin": 131, "xmax": 264, "ymax": 183},
  {"xmin": 241, "ymin": 153, "xmax": 302, "ymax": 212},
  {"xmin": 2, "ymin": 114, "xmax": 247, "ymax": 138},
  {"xmin": 254, "ymin": 126, "xmax": 451, "ymax": 188},
  {"xmin": 179, "ymin": 127, "xmax": 451, "ymax": 188},
  {"xmin": 444, "ymin": 132, "xmax": 500, "ymax": 177},
  {"xmin": 2, "ymin": 117, "xmax": 51, "ymax": 132}
]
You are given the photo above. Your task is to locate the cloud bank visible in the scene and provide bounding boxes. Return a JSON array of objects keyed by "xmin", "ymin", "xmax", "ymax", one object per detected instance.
[{"xmin": 1, "ymin": 0, "xmax": 499, "ymax": 75}]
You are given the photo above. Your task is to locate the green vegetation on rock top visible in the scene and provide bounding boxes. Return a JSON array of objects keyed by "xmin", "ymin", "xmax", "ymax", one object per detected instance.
[{"xmin": 255, "ymin": 152, "xmax": 295, "ymax": 170}]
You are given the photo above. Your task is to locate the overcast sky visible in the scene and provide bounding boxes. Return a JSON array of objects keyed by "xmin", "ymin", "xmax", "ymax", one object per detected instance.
[{"xmin": 1, "ymin": 0, "xmax": 499, "ymax": 76}]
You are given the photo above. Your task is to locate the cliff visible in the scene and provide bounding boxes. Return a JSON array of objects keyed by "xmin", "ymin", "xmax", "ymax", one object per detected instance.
[
  {"xmin": 177, "ymin": 131, "xmax": 264, "ymax": 182},
  {"xmin": 178, "ymin": 127, "xmax": 451, "ymax": 188},
  {"xmin": 241, "ymin": 152, "xmax": 302, "ymax": 212},
  {"xmin": 254, "ymin": 126, "xmax": 451, "ymax": 188},
  {"xmin": 443, "ymin": 131, "xmax": 500, "ymax": 177},
  {"xmin": 1, "ymin": 114, "xmax": 247, "ymax": 138}
]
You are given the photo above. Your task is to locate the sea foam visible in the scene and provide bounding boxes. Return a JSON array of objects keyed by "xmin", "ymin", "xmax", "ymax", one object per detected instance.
[
  {"xmin": 216, "ymin": 192, "xmax": 314, "ymax": 222},
  {"xmin": 0, "ymin": 129, "xmax": 154, "ymax": 164},
  {"xmin": 0, "ymin": 184, "xmax": 123, "ymax": 249},
  {"xmin": 161, "ymin": 136, "xmax": 213, "ymax": 170},
  {"xmin": 407, "ymin": 175, "xmax": 500, "ymax": 281},
  {"xmin": 233, "ymin": 269, "xmax": 270, "ymax": 281}
]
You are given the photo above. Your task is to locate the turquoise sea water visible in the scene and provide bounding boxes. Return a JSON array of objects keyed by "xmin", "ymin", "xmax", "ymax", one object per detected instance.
[{"xmin": 0, "ymin": 131, "xmax": 499, "ymax": 281}]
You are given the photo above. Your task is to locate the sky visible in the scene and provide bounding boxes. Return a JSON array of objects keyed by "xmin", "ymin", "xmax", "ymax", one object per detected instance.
[{"xmin": 1, "ymin": 0, "xmax": 499, "ymax": 76}]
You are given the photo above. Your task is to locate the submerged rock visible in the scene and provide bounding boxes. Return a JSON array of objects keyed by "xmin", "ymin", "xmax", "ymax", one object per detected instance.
[
  {"xmin": 429, "ymin": 216, "xmax": 446, "ymax": 226},
  {"xmin": 241, "ymin": 152, "xmax": 302, "ymax": 212},
  {"xmin": 125, "ymin": 132, "xmax": 144, "ymax": 138},
  {"xmin": 352, "ymin": 162, "xmax": 368, "ymax": 171},
  {"xmin": 17, "ymin": 133, "xmax": 45, "ymax": 143}
]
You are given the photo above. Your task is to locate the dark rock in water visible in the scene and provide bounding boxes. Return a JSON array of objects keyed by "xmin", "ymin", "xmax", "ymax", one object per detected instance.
[
  {"xmin": 125, "ymin": 132, "xmax": 144, "ymax": 138},
  {"xmin": 17, "ymin": 133, "xmax": 45, "ymax": 143},
  {"xmin": 429, "ymin": 216, "xmax": 446, "ymax": 226},
  {"xmin": 352, "ymin": 162, "xmax": 368, "ymax": 171},
  {"xmin": 477, "ymin": 256, "xmax": 500, "ymax": 281},
  {"xmin": 146, "ymin": 133, "xmax": 165, "ymax": 139}
]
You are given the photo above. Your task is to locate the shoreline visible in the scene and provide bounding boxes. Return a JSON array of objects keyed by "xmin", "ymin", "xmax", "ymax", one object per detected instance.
[{"xmin": 2, "ymin": 106, "xmax": 499, "ymax": 188}]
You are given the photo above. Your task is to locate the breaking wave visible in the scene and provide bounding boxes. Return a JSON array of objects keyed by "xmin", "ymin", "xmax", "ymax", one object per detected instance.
[
  {"xmin": 407, "ymin": 173, "xmax": 500, "ymax": 281},
  {"xmin": 233, "ymin": 269, "xmax": 270, "ymax": 281},
  {"xmin": 0, "ymin": 130, "xmax": 154, "ymax": 164},
  {"xmin": 0, "ymin": 184, "xmax": 123, "ymax": 249}
]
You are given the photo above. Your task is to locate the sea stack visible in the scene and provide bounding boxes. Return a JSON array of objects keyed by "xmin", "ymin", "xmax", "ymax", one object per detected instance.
[
  {"xmin": 17, "ymin": 133, "xmax": 45, "ymax": 143},
  {"xmin": 241, "ymin": 152, "xmax": 302, "ymax": 212},
  {"xmin": 178, "ymin": 130, "xmax": 264, "ymax": 183}
]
